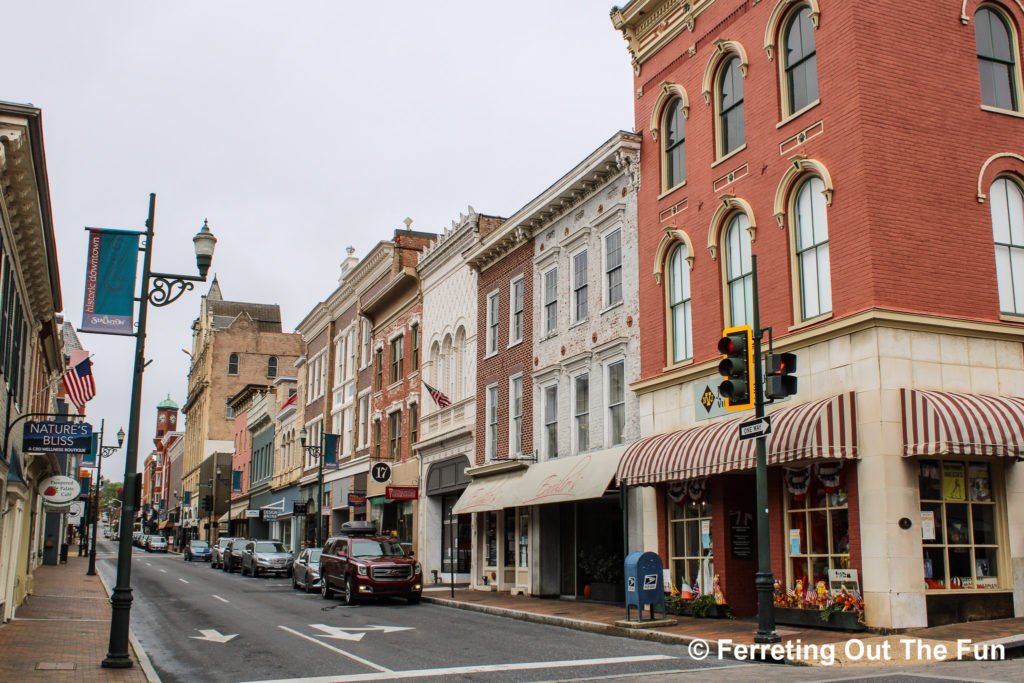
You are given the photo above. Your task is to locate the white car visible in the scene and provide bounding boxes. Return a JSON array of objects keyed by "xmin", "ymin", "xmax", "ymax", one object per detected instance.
[{"xmin": 146, "ymin": 536, "xmax": 168, "ymax": 552}]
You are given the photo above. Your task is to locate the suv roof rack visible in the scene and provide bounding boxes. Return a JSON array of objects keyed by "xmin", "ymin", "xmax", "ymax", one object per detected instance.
[{"xmin": 340, "ymin": 520, "xmax": 377, "ymax": 536}]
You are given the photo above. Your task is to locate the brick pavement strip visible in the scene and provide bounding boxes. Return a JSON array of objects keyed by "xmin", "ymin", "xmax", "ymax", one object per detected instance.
[{"xmin": 0, "ymin": 547, "xmax": 150, "ymax": 683}]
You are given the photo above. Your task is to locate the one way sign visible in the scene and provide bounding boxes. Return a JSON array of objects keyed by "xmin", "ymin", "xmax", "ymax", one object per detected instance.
[{"xmin": 738, "ymin": 415, "xmax": 772, "ymax": 441}]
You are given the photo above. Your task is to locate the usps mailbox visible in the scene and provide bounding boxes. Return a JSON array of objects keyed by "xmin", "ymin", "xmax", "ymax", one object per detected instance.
[{"xmin": 624, "ymin": 551, "xmax": 667, "ymax": 621}]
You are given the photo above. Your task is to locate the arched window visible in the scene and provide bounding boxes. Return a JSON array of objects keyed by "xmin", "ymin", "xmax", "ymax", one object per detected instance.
[
  {"xmin": 724, "ymin": 214, "xmax": 753, "ymax": 326},
  {"xmin": 793, "ymin": 177, "xmax": 832, "ymax": 320},
  {"xmin": 227, "ymin": 352, "xmax": 239, "ymax": 375},
  {"xmin": 718, "ymin": 56, "xmax": 746, "ymax": 156},
  {"xmin": 667, "ymin": 244, "xmax": 693, "ymax": 363},
  {"xmin": 429, "ymin": 341, "xmax": 441, "ymax": 386},
  {"xmin": 267, "ymin": 356, "xmax": 278, "ymax": 378},
  {"xmin": 976, "ymin": 6, "xmax": 1019, "ymax": 110},
  {"xmin": 783, "ymin": 5, "xmax": 818, "ymax": 115},
  {"xmin": 663, "ymin": 97, "xmax": 686, "ymax": 189},
  {"xmin": 454, "ymin": 326, "xmax": 467, "ymax": 400},
  {"xmin": 442, "ymin": 335, "xmax": 454, "ymax": 400},
  {"xmin": 991, "ymin": 176, "xmax": 1024, "ymax": 314}
]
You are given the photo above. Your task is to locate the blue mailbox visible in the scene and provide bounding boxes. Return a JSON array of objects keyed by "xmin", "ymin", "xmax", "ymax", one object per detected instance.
[{"xmin": 624, "ymin": 551, "xmax": 667, "ymax": 621}]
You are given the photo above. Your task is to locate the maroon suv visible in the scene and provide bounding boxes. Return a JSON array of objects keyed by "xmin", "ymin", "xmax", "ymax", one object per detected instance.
[{"xmin": 319, "ymin": 521, "xmax": 422, "ymax": 605}]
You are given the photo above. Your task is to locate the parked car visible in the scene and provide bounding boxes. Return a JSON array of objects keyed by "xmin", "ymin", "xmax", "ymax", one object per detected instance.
[
  {"xmin": 146, "ymin": 535, "xmax": 168, "ymax": 552},
  {"xmin": 184, "ymin": 539, "xmax": 212, "ymax": 562},
  {"xmin": 291, "ymin": 547, "xmax": 322, "ymax": 593},
  {"xmin": 222, "ymin": 539, "xmax": 247, "ymax": 573},
  {"xmin": 319, "ymin": 521, "xmax": 422, "ymax": 605},
  {"xmin": 240, "ymin": 540, "xmax": 293, "ymax": 577},
  {"xmin": 132, "ymin": 531, "xmax": 144, "ymax": 547},
  {"xmin": 211, "ymin": 537, "xmax": 241, "ymax": 569}
]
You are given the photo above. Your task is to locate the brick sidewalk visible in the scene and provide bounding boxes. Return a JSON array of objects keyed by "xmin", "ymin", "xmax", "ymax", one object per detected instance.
[{"xmin": 0, "ymin": 546, "xmax": 151, "ymax": 682}]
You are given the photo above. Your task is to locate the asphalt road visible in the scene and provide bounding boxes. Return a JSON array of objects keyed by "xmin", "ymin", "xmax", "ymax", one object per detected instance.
[{"xmin": 94, "ymin": 538, "xmax": 762, "ymax": 683}]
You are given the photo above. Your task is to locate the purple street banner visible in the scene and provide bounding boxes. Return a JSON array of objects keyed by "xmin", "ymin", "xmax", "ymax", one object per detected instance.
[{"xmin": 81, "ymin": 228, "xmax": 140, "ymax": 335}]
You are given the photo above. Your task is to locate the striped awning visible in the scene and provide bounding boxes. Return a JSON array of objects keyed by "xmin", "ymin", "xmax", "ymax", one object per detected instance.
[
  {"xmin": 901, "ymin": 389, "xmax": 1024, "ymax": 458},
  {"xmin": 616, "ymin": 392, "xmax": 857, "ymax": 486}
]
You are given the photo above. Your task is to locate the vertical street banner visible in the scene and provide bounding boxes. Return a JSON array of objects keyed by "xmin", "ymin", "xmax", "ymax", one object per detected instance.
[
  {"xmin": 231, "ymin": 469, "xmax": 242, "ymax": 493},
  {"xmin": 322, "ymin": 433, "xmax": 339, "ymax": 470},
  {"xmin": 80, "ymin": 433, "xmax": 98, "ymax": 468},
  {"xmin": 81, "ymin": 228, "xmax": 140, "ymax": 335}
]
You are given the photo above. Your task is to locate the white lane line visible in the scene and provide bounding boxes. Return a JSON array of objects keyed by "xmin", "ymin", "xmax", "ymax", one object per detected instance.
[
  {"xmin": 160, "ymin": 569, "xmax": 167, "ymax": 573},
  {"xmin": 213, "ymin": 595, "xmax": 229, "ymax": 603},
  {"xmin": 240, "ymin": 653, "xmax": 677, "ymax": 683},
  {"xmin": 145, "ymin": 562, "xmax": 152, "ymax": 566},
  {"xmin": 277, "ymin": 625, "xmax": 392, "ymax": 673},
  {"xmin": 179, "ymin": 578, "xmax": 189, "ymax": 584}
]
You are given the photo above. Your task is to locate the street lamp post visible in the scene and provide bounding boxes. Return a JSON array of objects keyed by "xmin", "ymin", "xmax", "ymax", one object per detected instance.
[
  {"xmin": 298, "ymin": 427, "xmax": 323, "ymax": 548},
  {"xmin": 87, "ymin": 420, "xmax": 125, "ymax": 576},
  {"xmin": 102, "ymin": 194, "xmax": 216, "ymax": 669}
]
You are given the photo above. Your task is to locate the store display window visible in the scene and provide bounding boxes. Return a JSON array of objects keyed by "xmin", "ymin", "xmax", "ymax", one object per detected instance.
[
  {"xmin": 667, "ymin": 479, "xmax": 713, "ymax": 596},
  {"xmin": 919, "ymin": 459, "xmax": 1001, "ymax": 590},
  {"xmin": 784, "ymin": 462, "xmax": 850, "ymax": 604}
]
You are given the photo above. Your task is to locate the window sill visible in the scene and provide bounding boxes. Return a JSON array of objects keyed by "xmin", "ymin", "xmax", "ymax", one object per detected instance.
[
  {"xmin": 568, "ymin": 318, "xmax": 588, "ymax": 331},
  {"xmin": 999, "ymin": 311, "xmax": 1024, "ymax": 323},
  {"xmin": 776, "ymin": 100, "xmax": 821, "ymax": 129},
  {"xmin": 787, "ymin": 311, "xmax": 833, "ymax": 332},
  {"xmin": 387, "ymin": 380, "xmax": 403, "ymax": 391},
  {"xmin": 662, "ymin": 357, "xmax": 694, "ymax": 373},
  {"xmin": 541, "ymin": 331, "xmax": 558, "ymax": 341},
  {"xmin": 657, "ymin": 181, "xmax": 687, "ymax": 201},
  {"xmin": 711, "ymin": 144, "xmax": 747, "ymax": 169},
  {"xmin": 507, "ymin": 339, "xmax": 524, "ymax": 351},
  {"xmin": 484, "ymin": 350, "xmax": 499, "ymax": 361},
  {"xmin": 980, "ymin": 104, "xmax": 1024, "ymax": 119},
  {"xmin": 600, "ymin": 300, "xmax": 624, "ymax": 316}
]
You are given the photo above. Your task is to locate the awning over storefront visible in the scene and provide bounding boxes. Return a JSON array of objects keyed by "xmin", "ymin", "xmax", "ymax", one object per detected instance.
[
  {"xmin": 901, "ymin": 389, "xmax": 1024, "ymax": 458},
  {"xmin": 452, "ymin": 446, "xmax": 627, "ymax": 514},
  {"xmin": 617, "ymin": 392, "xmax": 858, "ymax": 486},
  {"xmin": 451, "ymin": 469, "xmax": 527, "ymax": 514},
  {"xmin": 158, "ymin": 520, "xmax": 174, "ymax": 529}
]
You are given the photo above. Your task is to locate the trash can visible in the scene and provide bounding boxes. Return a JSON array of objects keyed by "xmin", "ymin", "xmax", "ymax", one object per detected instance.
[
  {"xmin": 624, "ymin": 551, "xmax": 667, "ymax": 621},
  {"xmin": 60, "ymin": 543, "xmax": 69, "ymax": 564}
]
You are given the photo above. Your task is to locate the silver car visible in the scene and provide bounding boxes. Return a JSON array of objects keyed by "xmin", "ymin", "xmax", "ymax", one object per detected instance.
[
  {"xmin": 291, "ymin": 548, "xmax": 322, "ymax": 593},
  {"xmin": 146, "ymin": 535, "xmax": 168, "ymax": 552},
  {"xmin": 240, "ymin": 540, "xmax": 293, "ymax": 577}
]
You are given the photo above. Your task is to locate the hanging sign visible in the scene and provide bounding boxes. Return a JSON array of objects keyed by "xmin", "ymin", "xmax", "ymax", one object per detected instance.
[
  {"xmin": 38, "ymin": 475, "xmax": 82, "ymax": 504},
  {"xmin": 370, "ymin": 462, "xmax": 392, "ymax": 483},
  {"xmin": 293, "ymin": 501, "xmax": 308, "ymax": 514},
  {"xmin": 23, "ymin": 421, "xmax": 93, "ymax": 455},
  {"xmin": 385, "ymin": 486, "xmax": 419, "ymax": 501},
  {"xmin": 81, "ymin": 228, "xmax": 140, "ymax": 335},
  {"xmin": 348, "ymin": 493, "xmax": 366, "ymax": 507}
]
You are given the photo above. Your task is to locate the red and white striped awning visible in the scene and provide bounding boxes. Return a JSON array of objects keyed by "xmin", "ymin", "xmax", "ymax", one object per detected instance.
[
  {"xmin": 616, "ymin": 392, "xmax": 858, "ymax": 486},
  {"xmin": 901, "ymin": 389, "xmax": 1024, "ymax": 458}
]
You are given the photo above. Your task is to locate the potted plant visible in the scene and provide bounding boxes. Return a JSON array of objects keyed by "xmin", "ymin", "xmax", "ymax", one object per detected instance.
[{"xmin": 577, "ymin": 549, "xmax": 624, "ymax": 602}]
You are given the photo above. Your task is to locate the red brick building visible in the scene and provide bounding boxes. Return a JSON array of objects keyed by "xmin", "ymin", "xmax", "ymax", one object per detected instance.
[{"xmin": 611, "ymin": 0, "xmax": 1024, "ymax": 629}]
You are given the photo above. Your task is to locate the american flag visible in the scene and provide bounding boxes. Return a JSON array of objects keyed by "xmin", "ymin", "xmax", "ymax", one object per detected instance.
[
  {"xmin": 423, "ymin": 381, "xmax": 451, "ymax": 408},
  {"xmin": 63, "ymin": 349, "xmax": 96, "ymax": 413}
]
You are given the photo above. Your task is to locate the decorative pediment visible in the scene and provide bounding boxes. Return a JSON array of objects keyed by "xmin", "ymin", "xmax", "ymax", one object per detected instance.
[
  {"xmin": 702, "ymin": 39, "xmax": 749, "ymax": 105},
  {"xmin": 773, "ymin": 155, "xmax": 834, "ymax": 226},
  {"xmin": 707, "ymin": 194, "xmax": 757, "ymax": 260}
]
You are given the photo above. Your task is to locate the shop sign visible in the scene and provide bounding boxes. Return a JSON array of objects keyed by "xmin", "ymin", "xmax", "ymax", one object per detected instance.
[
  {"xmin": 293, "ymin": 501, "xmax": 307, "ymax": 515},
  {"xmin": 827, "ymin": 568, "xmax": 860, "ymax": 597},
  {"xmin": 262, "ymin": 509, "xmax": 280, "ymax": 521},
  {"xmin": 370, "ymin": 462, "xmax": 392, "ymax": 483},
  {"xmin": 385, "ymin": 486, "xmax": 418, "ymax": 501},
  {"xmin": 23, "ymin": 421, "xmax": 93, "ymax": 455},
  {"xmin": 348, "ymin": 493, "xmax": 366, "ymax": 507},
  {"xmin": 38, "ymin": 475, "xmax": 82, "ymax": 504},
  {"xmin": 245, "ymin": 509, "xmax": 260, "ymax": 518}
]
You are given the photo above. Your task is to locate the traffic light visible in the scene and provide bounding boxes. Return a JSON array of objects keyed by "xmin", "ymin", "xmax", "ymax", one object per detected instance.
[
  {"xmin": 200, "ymin": 495, "xmax": 212, "ymax": 512},
  {"xmin": 717, "ymin": 325, "xmax": 754, "ymax": 411},
  {"xmin": 766, "ymin": 352, "xmax": 798, "ymax": 399}
]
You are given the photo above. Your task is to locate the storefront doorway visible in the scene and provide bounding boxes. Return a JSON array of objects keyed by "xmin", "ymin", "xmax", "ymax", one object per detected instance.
[{"xmin": 441, "ymin": 494, "xmax": 470, "ymax": 573}]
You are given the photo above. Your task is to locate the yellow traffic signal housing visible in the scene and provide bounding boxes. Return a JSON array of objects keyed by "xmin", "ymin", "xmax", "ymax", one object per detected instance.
[{"xmin": 717, "ymin": 325, "xmax": 754, "ymax": 411}]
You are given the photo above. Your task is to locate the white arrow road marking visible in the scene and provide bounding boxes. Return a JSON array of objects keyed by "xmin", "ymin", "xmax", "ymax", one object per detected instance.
[
  {"xmin": 307, "ymin": 624, "xmax": 365, "ymax": 642},
  {"xmin": 190, "ymin": 629, "xmax": 237, "ymax": 644},
  {"xmin": 212, "ymin": 595, "xmax": 229, "ymax": 603},
  {"xmin": 179, "ymin": 578, "xmax": 189, "ymax": 584},
  {"xmin": 278, "ymin": 626, "xmax": 391, "ymax": 673}
]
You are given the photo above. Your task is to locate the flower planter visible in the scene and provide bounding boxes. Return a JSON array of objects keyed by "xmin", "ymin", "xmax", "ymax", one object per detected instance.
[
  {"xmin": 676, "ymin": 601, "xmax": 729, "ymax": 618},
  {"xmin": 589, "ymin": 582, "xmax": 623, "ymax": 603},
  {"xmin": 773, "ymin": 606, "xmax": 865, "ymax": 631}
]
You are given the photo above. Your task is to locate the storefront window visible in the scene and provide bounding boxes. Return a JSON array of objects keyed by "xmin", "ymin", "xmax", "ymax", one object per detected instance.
[
  {"xmin": 518, "ymin": 509, "xmax": 529, "ymax": 568},
  {"xmin": 668, "ymin": 483, "xmax": 713, "ymax": 594},
  {"xmin": 504, "ymin": 509, "xmax": 516, "ymax": 568},
  {"xmin": 785, "ymin": 463, "xmax": 849, "ymax": 595},
  {"xmin": 920, "ymin": 460, "xmax": 1000, "ymax": 590},
  {"xmin": 485, "ymin": 511, "xmax": 497, "ymax": 567}
]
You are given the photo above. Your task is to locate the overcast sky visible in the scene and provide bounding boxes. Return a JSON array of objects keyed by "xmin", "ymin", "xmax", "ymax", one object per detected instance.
[{"xmin": 6, "ymin": 1, "xmax": 635, "ymax": 483}]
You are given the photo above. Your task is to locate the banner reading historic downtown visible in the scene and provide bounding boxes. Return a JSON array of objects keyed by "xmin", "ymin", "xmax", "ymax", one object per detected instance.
[{"xmin": 81, "ymin": 228, "xmax": 140, "ymax": 335}]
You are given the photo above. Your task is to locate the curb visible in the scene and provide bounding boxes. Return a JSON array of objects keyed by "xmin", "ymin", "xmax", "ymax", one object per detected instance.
[{"xmin": 98, "ymin": 571, "xmax": 162, "ymax": 683}]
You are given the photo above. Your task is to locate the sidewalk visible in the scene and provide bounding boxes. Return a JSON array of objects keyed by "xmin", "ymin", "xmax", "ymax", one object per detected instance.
[
  {"xmin": 0, "ymin": 545, "xmax": 153, "ymax": 682},
  {"xmin": 422, "ymin": 587, "xmax": 1024, "ymax": 667}
]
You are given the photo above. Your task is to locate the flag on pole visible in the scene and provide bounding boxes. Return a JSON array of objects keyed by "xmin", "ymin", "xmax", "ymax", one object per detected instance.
[
  {"xmin": 63, "ymin": 349, "xmax": 96, "ymax": 413},
  {"xmin": 423, "ymin": 382, "xmax": 451, "ymax": 408}
]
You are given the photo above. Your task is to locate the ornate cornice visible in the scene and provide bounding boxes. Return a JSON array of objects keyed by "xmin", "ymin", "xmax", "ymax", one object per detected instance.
[
  {"xmin": 416, "ymin": 207, "xmax": 481, "ymax": 279},
  {"xmin": 610, "ymin": 0, "xmax": 716, "ymax": 75}
]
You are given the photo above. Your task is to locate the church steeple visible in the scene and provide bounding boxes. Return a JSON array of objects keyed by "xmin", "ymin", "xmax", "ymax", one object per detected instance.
[{"xmin": 207, "ymin": 276, "xmax": 222, "ymax": 301}]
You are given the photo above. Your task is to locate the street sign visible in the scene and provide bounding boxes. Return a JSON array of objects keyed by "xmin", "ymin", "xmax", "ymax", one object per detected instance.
[
  {"xmin": 370, "ymin": 462, "xmax": 392, "ymax": 483},
  {"xmin": 738, "ymin": 415, "xmax": 772, "ymax": 441}
]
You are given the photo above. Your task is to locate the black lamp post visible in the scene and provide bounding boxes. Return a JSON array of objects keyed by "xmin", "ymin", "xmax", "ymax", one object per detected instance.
[
  {"xmin": 298, "ymin": 427, "xmax": 323, "ymax": 548},
  {"xmin": 87, "ymin": 420, "xmax": 124, "ymax": 576},
  {"xmin": 103, "ymin": 194, "xmax": 216, "ymax": 669}
]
